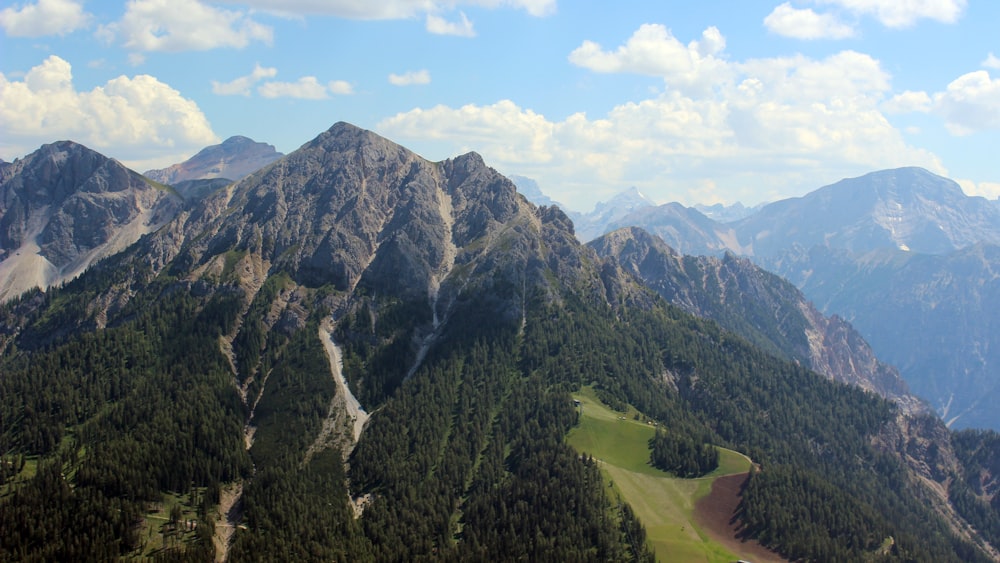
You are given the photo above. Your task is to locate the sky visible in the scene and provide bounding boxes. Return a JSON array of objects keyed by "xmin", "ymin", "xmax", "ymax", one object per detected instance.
[{"xmin": 2, "ymin": 0, "xmax": 999, "ymax": 211}]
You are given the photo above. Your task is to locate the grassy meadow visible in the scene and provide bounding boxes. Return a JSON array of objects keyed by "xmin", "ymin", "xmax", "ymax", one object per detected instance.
[{"xmin": 566, "ymin": 387, "xmax": 752, "ymax": 563}]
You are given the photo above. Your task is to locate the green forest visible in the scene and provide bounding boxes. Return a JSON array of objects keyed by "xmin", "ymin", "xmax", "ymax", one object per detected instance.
[{"xmin": 2, "ymin": 243, "xmax": 1000, "ymax": 562}]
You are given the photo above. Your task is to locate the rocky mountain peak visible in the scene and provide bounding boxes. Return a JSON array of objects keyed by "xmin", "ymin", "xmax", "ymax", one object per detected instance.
[
  {"xmin": 0, "ymin": 140, "xmax": 183, "ymax": 301},
  {"xmin": 736, "ymin": 167, "xmax": 1000, "ymax": 256},
  {"xmin": 144, "ymin": 134, "xmax": 283, "ymax": 186}
]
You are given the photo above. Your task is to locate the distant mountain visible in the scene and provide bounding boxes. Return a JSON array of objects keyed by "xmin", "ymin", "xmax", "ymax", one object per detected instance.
[
  {"xmin": 0, "ymin": 140, "xmax": 183, "ymax": 302},
  {"xmin": 782, "ymin": 243, "xmax": 1000, "ymax": 430},
  {"xmin": 693, "ymin": 201, "xmax": 762, "ymax": 223},
  {"xmin": 590, "ymin": 226, "xmax": 923, "ymax": 411},
  {"xmin": 605, "ymin": 202, "xmax": 745, "ymax": 256},
  {"xmin": 144, "ymin": 135, "xmax": 282, "ymax": 186},
  {"xmin": 3, "ymin": 127, "xmax": 1000, "ymax": 562},
  {"xmin": 733, "ymin": 167, "xmax": 1000, "ymax": 258},
  {"xmin": 600, "ymin": 167, "xmax": 1000, "ymax": 430},
  {"xmin": 566, "ymin": 186, "xmax": 656, "ymax": 241},
  {"xmin": 509, "ymin": 175, "xmax": 562, "ymax": 209}
]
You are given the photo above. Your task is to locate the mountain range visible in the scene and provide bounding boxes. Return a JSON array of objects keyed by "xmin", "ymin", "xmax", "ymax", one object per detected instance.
[
  {"xmin": 2, "ymin": 124, "xmax": 1000, "ymax": 561},
  {"xmin": 527, "ymin": 168, "xmax": 1000, "ymax": 431}
]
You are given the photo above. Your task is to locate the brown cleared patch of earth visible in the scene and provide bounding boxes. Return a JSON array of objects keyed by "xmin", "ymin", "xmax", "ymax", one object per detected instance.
[{"xmin": 693, "ymin": 473, "xmax": 786, "ymax": 563}]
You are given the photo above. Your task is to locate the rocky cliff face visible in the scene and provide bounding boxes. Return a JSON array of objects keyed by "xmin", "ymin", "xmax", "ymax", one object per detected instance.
[
  {"xmin": 0, "ymin": 141, "xmax": 183, "ymax": 302},
  {"xmin": 144, "ymin": 135, "xmax": 283, "ymax": 186},
  {"xmin": 590, "ymin": 226, "xmax": 923, "ymax": 410},
  {"xmin": 150, "ymin": 123, "xmax": 613, "ymax": 314}
]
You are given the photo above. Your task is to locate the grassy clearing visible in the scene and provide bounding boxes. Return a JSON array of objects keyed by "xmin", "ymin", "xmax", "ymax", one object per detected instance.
[
  {"xmin": 127, "ymin": 489, "xmax": 209, "ymax": 560},
  {"xmin": 566, "ymin": 387, "xmax": 750, "ymax": 563}
]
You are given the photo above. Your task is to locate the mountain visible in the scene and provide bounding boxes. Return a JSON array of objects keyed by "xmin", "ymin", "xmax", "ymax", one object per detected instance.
[
  {"xmin": 605, "ymin": 201, "xmax": 746, "ymax": 256},
  {"xmin": 744, "ymin": 169, "xmax": 1000, "ymax": 429},
  {"xmin": 567, "ymin": 186, "xmax": 656, "ymax": 241},
  {"xmin": 598, "ymin": 167, "xmax": 1000, "ymax": 430},
  {"xmin": 144, "ymin": 135, "xmax": 283, "ymax": 186},
  {"xmin": 781, "ymin": 243, "xmax": 1000, "ymax": 430},
  {"xmin": 0, "ymin": 140, "xmax": 183, "ymax": 302},
  {"xmin": 2, "ymin": 126, "xmax": 1000, "ymax": 562},
  {"xmin": 589, "ymin": 226, "xmax": 924, "ymax": 412},
  {"xmin": 509, "ymin": 174, "xmax": 563, "ymax": 209},
  {"xmin": 733, "ymin": 167, "xmax": 1000, "ymax": 258},
  {"xmin": 693, "ymin": 201, "xmax": 762, "ymax": 223}
]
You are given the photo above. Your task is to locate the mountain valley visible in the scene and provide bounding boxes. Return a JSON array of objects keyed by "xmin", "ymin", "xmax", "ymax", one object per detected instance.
[
  {"xmin": 1, "ymin": 125, "xmax": 1000, "ymax": 561},
  {"xmin": 535, "ymin": 168, "xmax": 1000, "ymax": 431}
]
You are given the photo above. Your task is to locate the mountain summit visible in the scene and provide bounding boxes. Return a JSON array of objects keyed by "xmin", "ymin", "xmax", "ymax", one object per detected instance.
[
  {"xmin": 734, "ymin": 167, "xmax": 1000, "ymax": 257},
  {"xmin": 0, "ymin": 140, "xmax": 182, "ymax": 301},
  {"xmin": 144, "ymin": 135, "xmax": 283, "ymax": 186}
]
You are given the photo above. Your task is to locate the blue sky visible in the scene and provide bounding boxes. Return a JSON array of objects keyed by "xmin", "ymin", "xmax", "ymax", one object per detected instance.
[{"xmin": 2, "ymin": 0, "xmax": 998, "ymax": 211}]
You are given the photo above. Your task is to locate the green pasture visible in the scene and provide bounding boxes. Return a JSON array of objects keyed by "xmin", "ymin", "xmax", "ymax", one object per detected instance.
[{"xmin": 566, "ymin": 387, "xmax": 752, "ymax": 563}]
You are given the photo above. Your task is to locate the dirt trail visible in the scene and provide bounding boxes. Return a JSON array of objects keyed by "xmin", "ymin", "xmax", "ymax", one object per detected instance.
[{"xmin": 693, "ymin": 473, "xmax": 786, "ymax": 563}]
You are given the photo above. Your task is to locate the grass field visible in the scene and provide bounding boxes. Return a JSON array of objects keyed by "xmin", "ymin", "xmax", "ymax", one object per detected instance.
[{"xmin": 566, "ymin": 387, "xmax": 752, "ymax": 563}]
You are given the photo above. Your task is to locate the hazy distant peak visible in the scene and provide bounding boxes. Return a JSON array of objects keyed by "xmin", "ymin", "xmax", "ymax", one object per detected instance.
[
  {"xmin": 144, "ymin": 135, "xmax": 283, "ymax": 187},
  {"xmin": 597, "ymin": 186, "xmax": 656, "ymax": 212}
]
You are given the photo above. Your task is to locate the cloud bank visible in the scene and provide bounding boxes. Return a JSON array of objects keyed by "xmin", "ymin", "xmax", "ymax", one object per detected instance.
[
  {"xmin": 0, "ymin": 55, "xmax": 218, "ymax": 168},
  {"xmin": 380, "ymin": 24, "xmax": 945, "ymax": 208}
]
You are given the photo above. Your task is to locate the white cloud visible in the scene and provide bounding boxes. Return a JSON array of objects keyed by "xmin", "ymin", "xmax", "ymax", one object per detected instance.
[
  {"xmin": 816, "ymin": 0, "xmax": 966, "ymax": 28},
  {"xmin": 882, "ymin": 90, "xmax": 933, "ymax": 113},
  {"xmin": 328, "ymin": 80, "xmax": 355, "ymax": 95},
  {"xmin": 0, "ymin": 0, "xmax": 89, "ymax": 37},
  {"xmin": 104, "ymin": 0, "xmax": 273, "ymax": 53},
  {"xmin": 426, "ymin": 11, "xmax": 475, "ymax": 37},
  {"xmin": 0, "ymin": 55, "xmax": 218, "ymax": 166},
  {"xmin": 389, "ymin": 69, "xmax": 431, "ymax": 86},
  {"xmin": 764, "ymin": 2, "xmax": 855, "ymax": 39},
  {"xmin": 213, "ymin": 66, "xmax": 353, "ymax": 98},
  {"xmin": 983, "ymin": 53, "xmax": 1000, "ymax": 70},
  {"xmin": 212, "ymin": 64, "xmax": 278, "ymax": 96},
  {"xmin": 934, "ymin": 70, "xmax": 1000, "ymax": 135},
  {"xmin": 568, "ymin": 24, "xmax": 730, "ymax": 95},
  {"xmin": 379, "ymin": 24, "xmax": 946, "ymax": 209},
  {"xmin": 214, "ymin": 0, "xmax": 555, "ymax": 18},
  {"xmin": 258, "ymin": 76, "xmax": 329, "ymax": 99},
  {"xmin": 956, "ymin": 179, "xmax": 1000, "ymax": 199}
]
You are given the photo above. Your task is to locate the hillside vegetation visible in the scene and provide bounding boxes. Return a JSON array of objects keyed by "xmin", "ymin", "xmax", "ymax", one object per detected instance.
[
  {"xmin": 1, "ymin": 125, "xmax": 998, "ymax": 561},
  {"xmin": 567, "ymin": 386, "xmax": 754, "ymax": 562}
]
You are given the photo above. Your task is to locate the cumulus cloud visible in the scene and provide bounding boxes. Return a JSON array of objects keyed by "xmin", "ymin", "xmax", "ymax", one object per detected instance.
[
  {"xmin": 213, "ymin": 0, "xmax": 555, "ymax": 19},
  {"xmin": 379, "ymin": 24, "xmax": 946, "ymax": 209},
  {"xmin": 389, "ymin": 69, "xmax": 431, "ymax": 86},
  {"xmin": 568, "ymin": 24, "xmax": 729, "ymax": 95},
  {"xmin": 815, "ymin": 0, "xmax": 966, "ymax": 28},
  {"xmin": 983, "ymin": 53, "xmax": 1000, "ymax": 70},
  {"xmin": 426, "ymin": 12, "xmax": 475, "ymax": 37},
  {"xmin": 328, "ymin": 80, "xmax": 355, "ymax": 95},
  {"xmin": 257, "ymin": 76, "xmax": 349, "ymax": 100},
  {"xmin": 0, "ymin": 0, "xmax": 90, "ymax": 37},
  {"xmin": 956, "ymin": 179, "xmax": 1000, "ymax": 199},
  {"xmin": 213, "ymin": 65, "xmax": 353, "ymax": 98},
  {"xmin": 882, "ymin": 90, "xmax": 933, "ymax": 113},
  {"xmin": 764, "ymin": 3, "xmax": 855, "ymax": 39},
  {"xmin": 212, "ymin": 64, "xmax": 278, "ymax": 96},
  {"xmin": 934, "ymin": 70, "xmax": 1000, "ymax": 135},
  {"xmin": 0, "ymin": 55, "xmax": 218, "ymax": 167},
  {"xmin": 103, "ymin": 0, "xmax": 272, "ymax": 52}
]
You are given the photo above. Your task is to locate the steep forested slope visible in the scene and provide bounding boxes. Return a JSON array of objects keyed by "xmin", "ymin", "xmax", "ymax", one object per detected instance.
[{"xmin": 0, "ymin": 125, "xmax": 997, "ymax": 562}]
